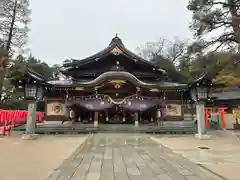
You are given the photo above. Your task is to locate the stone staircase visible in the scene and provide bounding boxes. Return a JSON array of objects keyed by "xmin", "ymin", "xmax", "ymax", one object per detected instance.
[{"xmin": 14, "ymin": 121, "xmax": 197, "ymax": 134}]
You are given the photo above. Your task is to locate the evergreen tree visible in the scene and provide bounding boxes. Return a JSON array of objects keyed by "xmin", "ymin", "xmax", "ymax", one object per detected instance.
[{"xmin": 187, "ymin": 0, "xmax": 240, "ymax": 50}]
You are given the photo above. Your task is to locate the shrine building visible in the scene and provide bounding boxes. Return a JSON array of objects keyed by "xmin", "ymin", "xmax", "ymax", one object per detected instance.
[{"xmin": 18, "ymin": 36, "xmax": 210, "ymax": 128}]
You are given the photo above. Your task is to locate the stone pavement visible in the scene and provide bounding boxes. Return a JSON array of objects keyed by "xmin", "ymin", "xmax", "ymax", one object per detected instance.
[
  {"xmin": 0, "ymin": 133, "xmax": 87, "ymax": 180},
  {"xmin": 151, "ymin": 132, "xmax": 240, "ymax": 180},
  {"xmin": 47, "ymin": 134, "xmax": 223, "ymax": 180}
]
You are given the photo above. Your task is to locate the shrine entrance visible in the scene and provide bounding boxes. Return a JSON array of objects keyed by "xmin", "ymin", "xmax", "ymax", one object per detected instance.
[
  {"xmin": 23, "ymin": 36, "xmax": 197, "ymax": 133},
  {"xmin": 68, "ymin": 95, "xmax": 160, "ymax": 125}
]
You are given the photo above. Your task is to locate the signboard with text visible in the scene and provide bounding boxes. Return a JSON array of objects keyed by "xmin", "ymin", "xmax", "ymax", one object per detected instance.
[
  {"xmin": 233, "ymin": 108, "xmax": 240, "ymax": 124},
  {"xmin": 165, "ymin": 104, "xmax": 182, "ymax": 116},
  {"xmin": 46, "ymin": 102, "xmax": 66, "ymax": 116}
]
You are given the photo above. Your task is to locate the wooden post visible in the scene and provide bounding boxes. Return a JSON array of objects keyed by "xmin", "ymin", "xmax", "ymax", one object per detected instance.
[
  {"xmin": 219, "ymin": 108, "xmax": 226, "ymax": 130},
  {"xmin": 134, "ymin": 112, "xmax": 139, "ymax": 127},
  {"xmin": 157, "ymin": 108, "xmax": 161, "ymax": 127},
  {"xmin": 89, "ymin": 112, "xmax": 92, "ymax": 121},
  {"xmin": 150, "ymin": 113, "xmax": 154, "ymax": 122},
  {"xmin": 94, "ymin": 111, "xmax": 98, "ymax": 128},
  {"xmin": 204, "ymin": 108, "xmax": 209, "ymax": 128}
]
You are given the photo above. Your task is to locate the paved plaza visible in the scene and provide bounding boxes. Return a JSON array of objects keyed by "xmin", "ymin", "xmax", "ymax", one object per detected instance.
[
  {"xmin": 47, "ymin": 134, "xmax": 223, "ymax": 180},
  {"xmin": 0, "ymin": 133, "xmax": 87, "ymax": 180},
  {"xmin": 152, "ymin": 131, "xmax": 240, "ymax": 180}
]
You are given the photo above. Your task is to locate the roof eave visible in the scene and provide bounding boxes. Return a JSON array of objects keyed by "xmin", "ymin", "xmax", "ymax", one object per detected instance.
[
  {"xmin": 27, "ymin": 68, "xmax": 45, "ymax": 82},
  {"xmin": 59, "ymin": 36, "xmax": 165, "ymax": 74}
]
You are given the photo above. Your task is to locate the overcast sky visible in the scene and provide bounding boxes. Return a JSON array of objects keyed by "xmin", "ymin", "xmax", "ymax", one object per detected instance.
[{"xmin": 28, "ymin": 0, "xmax": 192, "ymax": 65}]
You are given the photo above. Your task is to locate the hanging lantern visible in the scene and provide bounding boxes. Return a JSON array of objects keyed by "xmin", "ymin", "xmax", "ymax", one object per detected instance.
[
  {"xmin": 24, "ymin": 81, "xmax": 44, "ymax": 101},
  {"xmin": 190, "ymin": 79, "xmax": 211, "ymax": 102},
  {"xmin": 122, "ymin": 117, "xmax": 126, "ymax": 122},
  {"xmin": 24, "ymin": 84, "xmax": 37, "ymax": 99},
  {"xmin": 106, "ymin": 116, "xmax": 109, "ymax": 122},
  {"xmin": 190, "ymin": 86, "xmax": 209, "ymax": 101}
]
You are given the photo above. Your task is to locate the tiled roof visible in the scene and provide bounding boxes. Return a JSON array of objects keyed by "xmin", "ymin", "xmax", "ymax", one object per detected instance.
[{"xmin": 210, "ymin": 89, "xmax": 240, "ymax": 100}]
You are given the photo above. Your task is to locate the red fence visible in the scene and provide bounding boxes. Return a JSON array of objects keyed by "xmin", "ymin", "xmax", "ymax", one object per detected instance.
[{"xmin": 0, "ymin": 110, "xmax": 43, "ymax": 125}]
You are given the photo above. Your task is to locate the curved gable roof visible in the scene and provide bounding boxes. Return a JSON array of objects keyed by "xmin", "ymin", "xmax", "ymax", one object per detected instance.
[{"xmin": 61, "ymin": 36, "xmax": 165, "ymax": 73}]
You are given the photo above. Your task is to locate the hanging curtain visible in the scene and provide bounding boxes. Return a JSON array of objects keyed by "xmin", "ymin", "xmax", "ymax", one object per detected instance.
[
  {"xmin": 77, "ymin": 99, "xmax": 114, "ymax": 111},
  {"xmin": 122, "ymin": 99, "xmax": 159, "ymax": 112}
]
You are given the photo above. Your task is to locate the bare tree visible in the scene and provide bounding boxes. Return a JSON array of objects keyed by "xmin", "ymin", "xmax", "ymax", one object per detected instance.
[
  {"xmin": 136, "ymin": 37, "xmax": 187, "ymax": 63},
  {"xmin": 136, "ymin": 38, "xmax": 168, "ymax": 60},
  {"xmin": 0, "ymin": 0, "xmax": 31, "ymax": 103},
  {"xmin": 165, "ymin": 37, "xmax": 187, "ymax": 63}
]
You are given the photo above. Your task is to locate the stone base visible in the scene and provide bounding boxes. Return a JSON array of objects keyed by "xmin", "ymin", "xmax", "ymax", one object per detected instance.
[
  {"xmin": 93, "ymin": 121, "xmax": 98, "ymax": 128},
  {"xmin": 195, "ymin": 133, "xmax": 211, "ymax": 140},
  {"xmin": 134, "ymin": 121, "xmax": 139, "ymax": 127},
  {"xmin": 21, "ymin": 133, "xmax": 39, "ymax": 140}
]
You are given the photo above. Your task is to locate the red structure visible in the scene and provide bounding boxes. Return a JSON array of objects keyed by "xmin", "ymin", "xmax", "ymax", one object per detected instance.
[
  {"xmin": 0, "ymin": 110, "xmax": 43, "ymax": 126},
  {"xmin": 204, "ymin": 108, "xmax": 226, "ymax": 129},
  {"xmin": 204, "ymin": 108, "xmax": 209, "ymax": 128},
  {"xmin": 219, "ymin": 108, "xmax": 226, "ymax": 129}
]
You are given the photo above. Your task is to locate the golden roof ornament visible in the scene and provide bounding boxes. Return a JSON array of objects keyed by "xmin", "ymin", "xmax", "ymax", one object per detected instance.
[
  {"xmin": 75, "ymin": 87, "xmax": 84, "ymax": 91},
  {"xmin": 111, "ymin": 46, "xmax": 122, "ymax": 56},
  {"xmin": 149, "ymin": 88, "xmax": 159, "ymax": 92},
  {"xmin": 109, "ymin": 80, "xmax": 126, "ymax": 84}
]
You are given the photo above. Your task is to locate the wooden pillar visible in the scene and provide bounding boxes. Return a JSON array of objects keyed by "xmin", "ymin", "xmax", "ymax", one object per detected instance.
[
  {"xmin": 94, "ymin": 111, "xmax": 98, "ymax": 127},
  {"xmin": 122, "ymin": 110, "xmax": 126, "ymax": 122},
  {"xmin": 219, "ymin": 108, "xmax": 226, "ymax": 130},
  {"xmin": 65, "ymin": 91, "xmax": 69, "ymax": 120},
  {"xmin": 134, "ymin": 112, "xmax": 139, "ymax": 127},
  {"xmin": 89, "ymin": 112, "xmax": 92, "ymax": 121},
  {"xmin": 157, "ymin": 108, "xmax": 161, "ymax": 118},
  {"xmin": 106, "ymin": 111, "xmax": 109, "ymax": 122},
  {"xmin": 156, "ymin": 108, "xmax": 161, "ymax": 126},
  {"xmin": 150, "ymin": 111, "xmax": 154, "ymax": 122}
]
